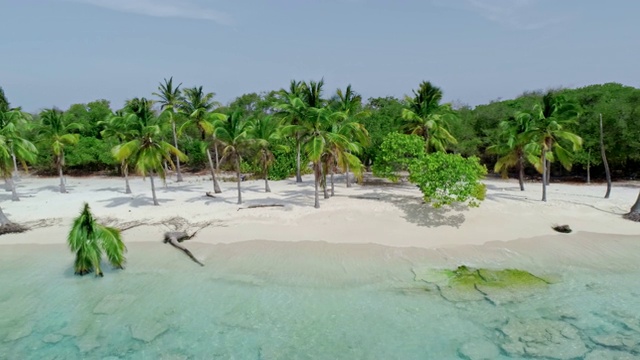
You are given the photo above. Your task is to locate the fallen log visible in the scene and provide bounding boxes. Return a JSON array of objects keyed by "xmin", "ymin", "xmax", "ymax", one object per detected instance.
[
  {"xmin": 237, "ymin": 204, "xmax": 285, "ymax": 211},
  {"xmin": 163, "ymin": 231, "xmax": 204, "ymax": 266}
]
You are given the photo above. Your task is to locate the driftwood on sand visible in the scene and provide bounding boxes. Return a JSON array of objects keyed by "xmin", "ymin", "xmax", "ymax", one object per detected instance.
[
  {"xmin": 163, "ymin": 231, "xmax": 204, "ymax": 266},
  {"xmin": 237, "ymin": 204, "xmax": 284, "ymax": 211},
  {"xmin": 0, "ymin": 222, "xmax": 28, "ymax": 236}
]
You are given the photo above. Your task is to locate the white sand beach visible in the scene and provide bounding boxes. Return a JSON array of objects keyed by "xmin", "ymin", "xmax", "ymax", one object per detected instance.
[
  {"xmin": 2, "ymin": 174, "xmax": 640, "ymax": 360},
  {"xmin": 1, "ymin": 173, "xmax": 638, "ymax": 249}
]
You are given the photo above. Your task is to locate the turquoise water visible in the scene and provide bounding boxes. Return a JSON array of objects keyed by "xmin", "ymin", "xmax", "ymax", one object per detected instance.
[{"xmin": 1, "ymin": 237, "xmax": 639, "ymax": 359}]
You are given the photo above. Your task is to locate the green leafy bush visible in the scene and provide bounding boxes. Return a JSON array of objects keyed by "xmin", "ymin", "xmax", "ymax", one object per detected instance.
[
  {"xmin": 408, "ymin": 152, "xmax": 487, "ymax": 207},
  {"xmin": 374, "ymin": 132, "xmax": 487, "ymax": 207},
  {"xmin": 372, "ymin": 132, "xmax": 425, "ymax": 181}
]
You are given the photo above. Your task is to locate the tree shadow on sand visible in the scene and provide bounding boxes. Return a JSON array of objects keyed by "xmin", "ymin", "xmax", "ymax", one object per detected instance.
[{"xmin": 351, "ymin": 192, "xmax": 467, "ymax": 228}]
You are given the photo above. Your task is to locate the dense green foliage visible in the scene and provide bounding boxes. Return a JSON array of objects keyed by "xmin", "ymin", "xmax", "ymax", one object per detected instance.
[
  {"xmin": 408, "ymin": 153, "xmax": 487, "ymax": 208},
  {"xmin": 67, "ymin": 203, "xmax": 126, "ymax": 277},
  {"xmin": 0, "ymin": 81, "xmax": 638, "ymax": 210},
  {"xmin": 374, "ymin": 133, "xmax": 487, "ymax": 207}
]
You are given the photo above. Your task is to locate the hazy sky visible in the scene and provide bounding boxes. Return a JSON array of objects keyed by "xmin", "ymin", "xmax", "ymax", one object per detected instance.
[{"xmin": 1, "ymin": 0, "xmax": 638, "ymax": 112}]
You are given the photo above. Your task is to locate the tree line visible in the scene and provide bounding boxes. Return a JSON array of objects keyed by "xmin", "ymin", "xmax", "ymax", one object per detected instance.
[{"xmin": 1, "ymin": 80, "xmax": 639, "ymax": 215}]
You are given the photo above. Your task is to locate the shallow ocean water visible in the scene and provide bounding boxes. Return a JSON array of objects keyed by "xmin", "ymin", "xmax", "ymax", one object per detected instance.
[{"xmin": 1, "ymin": 237, "xmax": 639, "ymax": 360}]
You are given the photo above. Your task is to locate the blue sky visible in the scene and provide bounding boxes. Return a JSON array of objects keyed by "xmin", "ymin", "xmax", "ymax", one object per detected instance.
[{"xmin": 1, "ymin": 0, "xmax": 638, "ymax": 112}]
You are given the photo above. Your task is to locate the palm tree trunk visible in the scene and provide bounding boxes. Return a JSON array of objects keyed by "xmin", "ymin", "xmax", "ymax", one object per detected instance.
[
  {"xmin": 8, "ymin": 177, "xmax": 19, "ymax": 201},
  {"xmin": 630, "ymin": 191, "xmax": 640, "ymax": 214},
  {"xmin": 150, "ymin": 172, "xmax": 159, "ymax": 206},
  {"xmin": 296, "ymin": 140, "xmax": 302, "ymax": 183},
  {"xmin": 264, "ymin": 169, "xmax": 271, "ymax": 193},
  {"xmin": 625, "ymin": 191, "xmax": 640, "ymax": 222},
  {"xmin": 330, "ymin": 169, "xmax": 335, "ymax": 197},
  {"xmin": 11, "ymin": 151, "xmax": 19, "ymax": 179},
  {"xmin": 541, "ymin": 151, "xmax": 547, "ymax": 202},
  {"xmin": 206, "ymin": 149, "xmax": 222, "ymax": 193},
  {"xmin": 58, "ymin": 156, "xmax": 67, "ymax": 193},
  {"xmin": 123, "ymin": 161, "xmax": 132, "ymax": 194},
  {"xmin": 545, "ymin": 159, "xmax": 551, "ymax": 185},
  {"xmin": 235, "ymin": 156, "xmax": 242, "ymax": 205},
  {"xmin": 314, "ymin": 163, "xmax": 320, "ymax": 209},
  {"xmin": 587, "ymin": 149, "xmax": 591, "ymax": 184},
  {"xmin": 518, "ymin": 154, "xmax": 525, "ymax": 191},
  {"xmin": 163, "ymin": 161, "xmax": 169, "ymax": 188},
  {"xmin": 346, "ymin": 163, "xmax": 351, "ymax": 188},
  {"xmin": 214, "ymin": 139, "xmax": 220, "ymax": 171},
  {"xmin": 322, "ymin": 165, "xmax": 329, "ymax": 199},
  {"xmin": 0, "ymin": 205, "xmax": 11, "ymax": 226},
  {"xmin": 172, "ymin": 121, "xmax": 183, "ymax": 182},
  {"xmin": 600, "ymin": 114, "xmax": 612, "ymax": 199}
]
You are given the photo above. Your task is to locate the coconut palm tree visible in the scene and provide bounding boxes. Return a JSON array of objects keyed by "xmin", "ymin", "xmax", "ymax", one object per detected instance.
[
  {"xmin": 249, "ymin": 115, "xmax": 288, "ymax": 192},
  {"xmin": 67, "ymin": 203, "xmax": 126, "ymax": 277},
  {"xmin": 113, "ymin": 98, "xmax": 187, "ymax": 206},
  {"xmin": 179, "ymin": 86, "xmax": 224, "ymax": 193},
  {"xmin": 214, "ymin": 110, "xmax": 252, "ymax": 204},
  {"xmin": 100, "ymin": 112, "xmax": 139, "ymax": 194},
  {"xmin": 153, "ymin": 77, "xmax": 185, "ymax": 182},
  {"xmin": 0, "ymin": 119, "xmax": 37, "ymax": 201},
  {"xmin": 402, "ymin": 81, "xmax": 458, "ymax": 152},
  {"xmin": 302, "ymin": 107, "xmax": 354, "ymax": 208},
  {"xmin": 334, "ymin": 85, "xmax": 370, "ymax": 187},
  {"xmin": 276, "ymin": 80, "xmax": 306, "ymax": 182},
  {"xmin": 487, "ymin": 115, "xmax": 534, "ymax": 191},
  {"xmin": 523, "ymin": 92, "xmax": 583, "ymax": 202},
  {"xmin": 38, "ymin": 109, "xmax": 81, "ymax": 193}
]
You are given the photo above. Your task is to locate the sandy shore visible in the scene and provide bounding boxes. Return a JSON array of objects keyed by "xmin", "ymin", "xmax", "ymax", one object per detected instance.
[{"xmin": 1, "ymin": 173, "xmax": 638, "ymax": 250}]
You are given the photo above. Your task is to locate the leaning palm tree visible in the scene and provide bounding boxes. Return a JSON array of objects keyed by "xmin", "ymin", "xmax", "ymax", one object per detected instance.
[
  {"xmin": 522, "ymin": 92, "xmax": 583, "ymax": 202},
  {"xmin": 153, "ymin": 77, "xmax": 185, "ymax": 182},
  {"xmin": 67, "ymin": 203, "xmax": 126, "ymax": 277},
  {"xmin": 487, "ymin": 115, "xmax": 534, "ymax": 191},
  {"xmin": 276, "ymin": 80, "xmax": 306, "ymax": 182},
  {"xmin": 402, "ymin": 81, "xmax": 458, "ymax": 152},
  {"xmin": 0, "ymin": 109, "xmax": 34, "ymax": 178},
  {"xmin": 0, "ymin": 123, "xmax": 37, "ymax": 201},
  {"xmin": 249, "ymin": 115, "xmax": 288, "ymax": 192},
  {"xmin": 113, "ymin": 99, "xmax": 187, "ymax": 205},
  {"xmin": 214, "ymin": 110, "xmax": 252, "ymax": 204},
  {"xmin": 38, "ymin": 109, "xmax": 81, "ymax": 193},
  {"xmin": 179, "ymin": 86, "xmax": 224, "ymax": 193}
]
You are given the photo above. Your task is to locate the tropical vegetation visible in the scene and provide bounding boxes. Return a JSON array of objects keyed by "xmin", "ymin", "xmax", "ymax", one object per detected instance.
[
  {"xmin": 0, "ymin": 79, "xmax": 638, "ymax": 214},
  {"xmin": 67, "ymin": 203, "xmax": 126, "ymax": 276}
]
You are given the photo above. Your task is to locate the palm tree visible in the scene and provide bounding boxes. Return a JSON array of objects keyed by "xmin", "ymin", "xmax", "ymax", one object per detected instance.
[
  {"xmin": 179, "ymin": 86, "xmax": 224, "ymax": 193},
  {"xmin": 67, "ymin": 203, "xmax": 126, "ymax": 277},
  {"xmin": 402, "ymin": 81, "xmax": 458, "ymax": 152},
  {"xmin": 250, "ymin": 115, "xmax": 288, "ymax": 192},
  {"xmin": 100, "ymin": 112, "xmax": 139, "ymax": 194},
  {"xmin": 523, "ymin": 92, "xmax": 583, "ymax": 202},
  {"xmin": 38, "ymin": 109, "xmax": 81, "ymax": 193},
  {"xmin": 334, "ymin": 85, "xmax": 370, "ymax": 187},
  {"xmin": 214, "ymin": 110, "xmax": 252, "ymax": 204},
  {"xmin": 302, "ymin": 107, "xmax": 354, "ymax": 208},
  {"xmin": 153, "ymin": 77, "xmax": 185, "ymax": 182},
  {"xmin": 276, "ymin": 80, "xmax": 306, "ymax": 182},
  {"xmin": 488, "ymin": 115, "xmax": 534, "ymax": 191},
  {"xmin": 113, "ymin": 98, "xmax": 187, "ymax": 205},
  {"xmin": 0, "ymin": 119, "xmax": 37, "ymax": 201}
]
